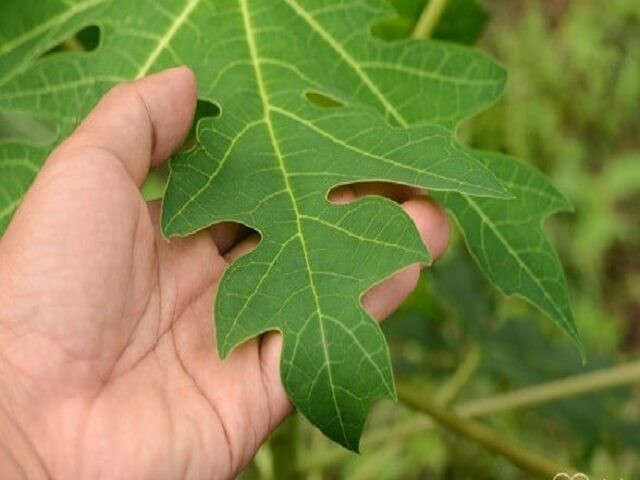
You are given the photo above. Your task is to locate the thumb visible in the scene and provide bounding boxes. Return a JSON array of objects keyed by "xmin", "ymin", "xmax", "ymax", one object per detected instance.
[{"xmin": 50, "ymin": 66, "xmax": 197, "ymax": 186}]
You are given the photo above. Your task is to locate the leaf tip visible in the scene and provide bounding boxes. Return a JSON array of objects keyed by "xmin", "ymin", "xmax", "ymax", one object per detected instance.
[
  {"xmin": 563, "ymin": 320, "xmax": 586, "ymax": 363},
  {"xmin": 574, "ymin": 336, "xmax": 587, "ymax": 365},
  {"xmin": 557, "ymin": 190, "xmax": 575, "ymax": 215}
]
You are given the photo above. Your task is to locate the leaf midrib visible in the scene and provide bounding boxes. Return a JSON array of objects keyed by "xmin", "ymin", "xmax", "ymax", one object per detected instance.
[
  {"xmin": 239, "ymin": 0, "xmax": 349, "ymax": 445},
  {"xmin": 134, "ymin": 0, "xmax": 202, "ymax": 78}
]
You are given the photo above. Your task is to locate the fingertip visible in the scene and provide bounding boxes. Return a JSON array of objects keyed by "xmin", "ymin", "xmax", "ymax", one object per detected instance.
[
  {"xmin": 328, "ymin": 184, "xmax": 357, "ymax": 204},
  {"xmin": 363, "ymin": 264, "xmax": 421, "ymax": 322},
  {"xmin": 168, "ymin": 65, "xmax": 197, "ymax": 88},
  {"xmin": 161, "ymin": 66, "xmax": 198, "ymax": 113},
  {"xmin": 136, "ymin": 66, "xmax": 198, "ymax": 165},
  {"xmin": 144, "ymin": 65, "xmax": 197, "ymax": 96},
  {"xmin": 361, "ymin": 197, "xmax": 449, "ymax": 323},
  {"xmin": 224, "ymin": 234, "xmax": 261, "ymax": 263},
  {"xmin": 402, "ymin": 197, "xmax": 450, "ymax": 262}
]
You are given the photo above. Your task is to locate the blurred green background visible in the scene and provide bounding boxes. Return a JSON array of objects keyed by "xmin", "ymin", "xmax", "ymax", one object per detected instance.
[{"xmin": 238, "ymin": 0, "xmax": 640, "ymax": 478}]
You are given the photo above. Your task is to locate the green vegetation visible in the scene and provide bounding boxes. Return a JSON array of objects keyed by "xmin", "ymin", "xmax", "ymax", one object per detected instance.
[{"xmin": 0, "ymin": 0, "xmax": 638, "ymax": 477}]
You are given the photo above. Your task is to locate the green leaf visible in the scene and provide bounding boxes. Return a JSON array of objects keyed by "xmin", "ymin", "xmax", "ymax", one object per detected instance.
[
  {"xmin": 0, "ymin": 144, "xmax": 43, "ymax": 233},
  {"xmin": 160, "ymin": 0, "xmax": 507, "ymax": 450},
  {"xmin": 0, "ymin": 0, "xmax": 107, "ymax": 85},
  {"xmin": 0, "ymin": 111, "xmax": 56, "ymax": 145},
  {"xmin": 431, "ymin": 152, "xmax": 580, "ymax": 350},
  {"xmin": 0, "ymin": 0, "xmax": 578, "ymax": 449}
]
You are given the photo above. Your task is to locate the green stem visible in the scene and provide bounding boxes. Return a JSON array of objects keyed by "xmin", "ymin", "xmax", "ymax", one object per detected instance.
[
  {"xmin": 412, "ymin": 0, "xmax": 450, "ymax": 39},
  {"xmin": 397, "ymin": 383, "xmax": 581, "ymax": 479},
  {"xmin": 435, "ymin": 344, "xmax": 482, "ymax": 405},
  {"xmin": 456, "ymin": 359, "xmax": 640, "ymax": 418}
]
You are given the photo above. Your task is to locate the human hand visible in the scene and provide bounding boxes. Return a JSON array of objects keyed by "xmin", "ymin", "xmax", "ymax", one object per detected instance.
[{"xmin": 0, "ymin": 67, "xmax": 449, "ymax": 479}]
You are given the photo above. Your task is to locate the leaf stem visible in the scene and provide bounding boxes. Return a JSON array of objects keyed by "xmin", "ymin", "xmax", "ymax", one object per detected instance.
[
  {"xmin": 412, "ymin": 0, "xmax": 450, "ymax": 39},
  {"xmin": 397, "ymin": 383, "xmax": 581, "ymax": 479}
]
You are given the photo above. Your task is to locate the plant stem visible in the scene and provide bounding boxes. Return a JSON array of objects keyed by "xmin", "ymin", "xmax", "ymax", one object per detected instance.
[
  {"xmin": 456, "ymin": 359, "xmax": 640, "ymax": 418},
  {"xmin": 397, "ymin": 383, "xmax": 580, "ymax": 479},
  {"xmin": 434, "ymin": 344, "xmax": 482, "ymax": 405},
  {"xmin": 412, "ymin": 0, "xmax": 450, "ymax": 39}
]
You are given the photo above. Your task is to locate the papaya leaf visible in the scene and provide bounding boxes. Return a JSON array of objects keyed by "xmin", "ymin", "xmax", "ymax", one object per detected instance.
[
  {"xmin": 0, "ymin": 0, "xmax": 578, "ymax": 449},
  {"xmin": 0, "ymin": 144, "xmax": 44, "ymax": 233},
  {"xmin": 431, "ymin": 152, "xmax": 580, "ymax": 352}
]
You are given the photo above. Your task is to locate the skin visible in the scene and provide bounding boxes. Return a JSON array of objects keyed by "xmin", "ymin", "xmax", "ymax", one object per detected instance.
[{"xmin": 0, "ymin": 67, "xmax": 450, "ymax": 479}]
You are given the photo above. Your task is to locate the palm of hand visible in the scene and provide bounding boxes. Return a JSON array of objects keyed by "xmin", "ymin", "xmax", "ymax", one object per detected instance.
[{"xmin": 0, "ymin": 68, "xmax": 447, "ymax": 480}]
